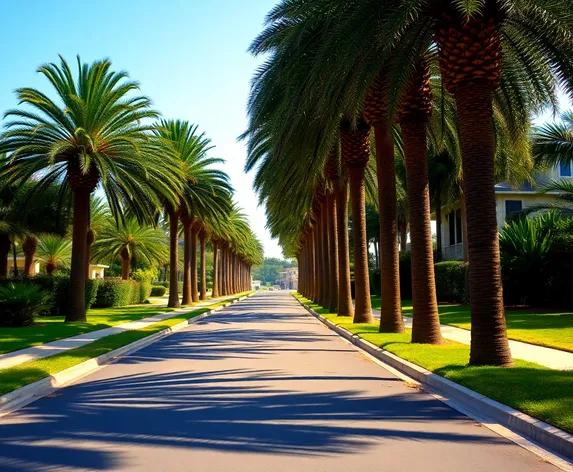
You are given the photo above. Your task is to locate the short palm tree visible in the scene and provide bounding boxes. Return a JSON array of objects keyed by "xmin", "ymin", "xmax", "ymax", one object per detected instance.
[
  {"xmin": 36, "ymin": 235, "xmax": 72, "ymax": 275},
  {"xmin": 0, "ymin": 56, "xmax": 182, "ymax": 321},
  {"xmin": 92, "ymin": 218, "xmax": 168, "ymax": 280}
]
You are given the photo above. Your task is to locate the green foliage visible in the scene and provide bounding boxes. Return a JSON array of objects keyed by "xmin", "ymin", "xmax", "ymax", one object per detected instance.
[
  {"xmin": 132, "ymin": 268, "xmax": 156, "ymax": 301},
  {"xmin": 252, "ymin": 257, "xmax": 295, "ymax": 285},
  {"xmin": 93, "ymin": 279, "xmax": 144, "ymax": 308},
  {"xmin": 150, "ymin": 286, "xmax": 167, "ymax": 297},
  {"xmin": 0, "ymin": 283, "xmax": 52, "ymax": 327},
  {"xmin": 434, "ymin": 261, "xmax": 468, "ymax": 303},
  {"xmin": 51, "ymin": 276, "xmax": 99, "ymax": 317}
]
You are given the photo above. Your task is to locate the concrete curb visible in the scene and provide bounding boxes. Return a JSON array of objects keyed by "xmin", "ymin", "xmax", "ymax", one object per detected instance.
[
  {"xmin": 294, "ymin": 296, "xmax": 573, "ymax": 461},
  {"xmin": 0, "ymin": 291, "xmax": 258, "ymax": 418}
]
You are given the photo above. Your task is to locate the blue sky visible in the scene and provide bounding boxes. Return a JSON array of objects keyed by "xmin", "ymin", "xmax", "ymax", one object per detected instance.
[
  {"xmin": 2, "ymin": 1, "xmax": 571, "ymax": 260},
  {"xmin": 0, "ymin": 0, "xmax": 284, "ymax": 257}
]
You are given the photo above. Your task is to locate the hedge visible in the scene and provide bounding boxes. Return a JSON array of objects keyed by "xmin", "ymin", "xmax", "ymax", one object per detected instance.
[
  {"xmin": 93, "ymin": 279, "xmax": 146, "ymax": 308},
  {"xmin": 434, "ymin": 261, "xmax": 468, "ymax": 303},
  {"xmin": 150, "ymin": 285, "xmax": 167, "ymax": 297}
]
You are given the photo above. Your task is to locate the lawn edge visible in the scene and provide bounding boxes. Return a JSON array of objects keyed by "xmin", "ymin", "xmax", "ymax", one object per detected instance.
[
  {"xmin": 294, "ymin": 294, "xmax": 573, "ymax": 463},
  {"xmin": 0, "ymin": 291, "xmax": 258, "ymax": 418}
]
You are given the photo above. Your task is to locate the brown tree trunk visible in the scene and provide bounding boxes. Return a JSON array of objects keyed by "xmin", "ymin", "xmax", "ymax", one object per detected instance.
[
  {"xmin": 402, "ymin": 120, "xmax": 443, "ymax": 344},
  {"xmin": 68, "ymin": 189, "xmax": 91, "ymax": 322},
  {"xmin": 46, "ymin": 262, "xmax": 56, "ymax": 275},
  {"xmin": 327, "ymin": 192, "xmax": 339, "ymax": 312},
  {"xmin": 199, "ymin": 232, "xmax": 207, "ymax": 300},
  {"xmin": 191, "ymin": 226, "xmax": 199, "ymax": 302},
  {"xmin": 320, "ymin": 200, "xmax": 331, "ymax": 308},
  {"xmin": 221, "ymin": 246, "xmax": 228, "ymax": 296},
  {"xmin": 348, "ymin": 166, "xmax": 373, "ymax": 323},
  {"xmin": 85, "ymin": 229, "xmax": 94, "ymax": 279},
  {"xmin": 455, "ymin": 84, "xmax": 512, "ymax": 366},
  {"xmin": 336, "ymin": 180, "xmax": 354, "ymax": 317},
  {"xmin": 23, "ymin": 235, "xmax": 38, "ymax": 277},
  {"xmin": 167, "ymin": 207, "xmax": 181, "ymax": 308},
  {"xmin": 212, "ymin": 242, "xmax": 219, "ymax": 298},
  {"xmin": 309, "ymin": 228, "xmax": 316, "ymax": 301},
  {"xmin": 121, "ymin": 248, "xmax": 130, "ymax": 280},
  {"xmin": 374, "ymin": 119, "xmax": 404, "ymax": 333},
  {"xmin": 182, "ymin": 219, "xmax": 193, "ymax": 305},
  {"xmin": 314, "ymin": 220, "xmax": 322, "ymax": 303},
  {"xmin": 0, "ymin": 233, "xmax": 9, "ymax": 277}
]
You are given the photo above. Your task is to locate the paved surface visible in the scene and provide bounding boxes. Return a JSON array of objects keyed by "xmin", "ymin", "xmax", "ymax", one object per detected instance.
[
  {"xmin": 0, "ymin": 291, "xmax": 558, "ymax": 471},
  {"xmin": 372, "ymin": 308, "xmax": 573, "ymax": 370},
  {"xmin": 0, "ymin": 296, "xmax": 236, "ymax": 370}
]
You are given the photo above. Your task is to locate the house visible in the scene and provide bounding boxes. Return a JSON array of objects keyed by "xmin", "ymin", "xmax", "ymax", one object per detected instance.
[
  {"xmin": 278, "ymin": 267, "xmax": 298, "ymax": 290},
  {"xmin": 7, "ymin": 257, "xmax": 108, "ymax": 278},
  {"xmin": 438, "ymin": 168, "xmax": 562, "ymax": 261}
]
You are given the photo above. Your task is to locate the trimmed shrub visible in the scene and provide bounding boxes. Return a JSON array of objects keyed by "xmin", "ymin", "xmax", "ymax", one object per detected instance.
[
  {"xmin": 0, "ymin": 283, "xmax": 52, "ymax": 326},
  {"xmin": 94, "ymin": 278, "xmax": 142, "ymax": 308},
  {"xmin": 155, "ymin": 282, "xmax": 169, "ymax": 288},
  {"xmin": 150, "ymin": 285, "xmax": 167, "ymax": 297},
  {"xmin": 434, "ymin": 261, "xmax": 468, "ymax": 303},
  {"xmin": 49, "ymin": 276, "xmax": 99, "ymax": 316}
]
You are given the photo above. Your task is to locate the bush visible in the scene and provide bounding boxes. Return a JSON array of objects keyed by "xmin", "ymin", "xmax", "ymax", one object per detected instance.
[
  {"xmin": 434, "ymin": 261, "xmax": 468, "ymax": 303},
  {"xmin": 370, "ymin": 252, "xmax": 412, "ymax": 300},
  {"xmin": 0, "ymin": 283, "xmax": 52, "ymax": 327},
  {"xmin": 132, "ymin": 268, "xmax": 154, "ymax": 302},
  {"xmin": 93, "ymin": 278, "xmax": 142, "ymax": 308},
  {"xmin": 150, "ymin": 285, "xmax": 167, "ymax": 297},
  {"xmin": 155, "ymin": 281, "xmax": 169, "ymax": 288}
]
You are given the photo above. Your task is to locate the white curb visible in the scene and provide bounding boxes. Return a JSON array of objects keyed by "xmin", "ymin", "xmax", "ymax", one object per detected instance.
[
  {"xmin": 294, "ymin": 296, "xmax": 573, "ymax": 462},
  {"xmin": 0, "ymin": 291, "xmax": 258, "ymax": 418}
]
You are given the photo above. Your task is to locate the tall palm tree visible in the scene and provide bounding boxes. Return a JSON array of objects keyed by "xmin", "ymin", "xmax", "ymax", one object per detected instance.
[
  {"xmin": 154, "ymin": 120, "xmax": 232, "ymax": 307},
  {"xmin": 92, "ymin": 218, "xmax": 168, "ymax": 280},
  {"xmin": 36, "ymin": 235, "xmax": 72, "ymax": 275},
  {"xmin": 0, "ymin": 56, "xmax": 182, "ymax": 321}
]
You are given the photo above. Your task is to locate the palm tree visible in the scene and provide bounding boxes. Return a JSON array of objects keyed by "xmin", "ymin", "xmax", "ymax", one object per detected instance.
[
  {"xmin": 92, "ymin": 218, "xmax": 168, "ymax": 280},
  {"xmin": 154, "ymin": 120, "xmax": 231, "ymax": 307},
  {"xmin": 36, "ymin": 235, "xmax": 72, "ymax": 275},
  {"xmin": 0, "ymin": 56, "xmax": 182, "ymax": 321}
]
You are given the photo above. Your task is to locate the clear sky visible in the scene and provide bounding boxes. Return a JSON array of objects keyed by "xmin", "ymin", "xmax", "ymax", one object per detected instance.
[{"xmin": 0, "ymin": 0, "xmax": 284, "ymax": 258}]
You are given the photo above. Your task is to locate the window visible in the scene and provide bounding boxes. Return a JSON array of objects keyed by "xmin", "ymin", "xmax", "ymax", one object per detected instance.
[
  {"xmin": 456, "ymin": 209, "xmax": 463, "ymax": 244},
  {"xmin": 505, "ymin": 200, "xmax": 523, "ymax": 220},
  {"xmin": 448, "ymin": 211, "xmax": 456, "ymax": 246},
  {"xmin": 447, "ymin": 210, "xmax": 463, "ymax": 246},
  {"xmin": 559, "ymin": 162, "xmax": 572, "ymax": 177}
]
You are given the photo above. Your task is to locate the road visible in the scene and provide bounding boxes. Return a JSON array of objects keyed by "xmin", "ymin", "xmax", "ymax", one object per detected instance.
[{"xmin": 0, "ymin": 291, "xmax": 558, "ymax": 471}]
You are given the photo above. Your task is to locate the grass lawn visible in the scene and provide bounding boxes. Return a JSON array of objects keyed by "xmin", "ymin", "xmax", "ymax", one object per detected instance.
[
  {"xmin": 0, "ymin": 292, "xmax": 253, "ymax": 397},
  {"xmin": 298, "ymin": 294, "xmax": 573, "ymax": 434},
  {"xmin": 370, "ymin": 296, "xmax": 573, "ymax": 353}
]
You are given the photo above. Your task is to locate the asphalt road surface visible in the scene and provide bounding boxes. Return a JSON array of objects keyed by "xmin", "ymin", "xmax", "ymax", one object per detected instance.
[{"xmin": 0, "ymin": 291, "xmax": 559, "ymax": 471}]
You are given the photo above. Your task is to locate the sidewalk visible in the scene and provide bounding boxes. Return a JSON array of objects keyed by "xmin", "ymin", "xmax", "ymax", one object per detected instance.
[
  {"xmin": 0, "ymin": 295, "xmax": 235, "ymax": 371},
  {"xmin": 372, "ymin": 308, "xmax": 573, "ymax": 370}
]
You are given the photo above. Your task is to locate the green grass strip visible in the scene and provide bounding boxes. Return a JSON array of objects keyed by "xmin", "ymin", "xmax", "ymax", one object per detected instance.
[
  {"xmin": 0, "ymin": 292, "xmax": 252, "ymax": 397},
  {"xmin": 295, "ymin": 293, "xmax": 573, "ymax": 435}
]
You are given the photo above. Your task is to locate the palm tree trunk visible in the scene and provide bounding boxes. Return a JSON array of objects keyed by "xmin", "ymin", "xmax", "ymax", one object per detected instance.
[
  {"xmin": 0, "ymin": 233, "xmax": 9, "ymax": 277},
  {"xmin": 167, "ymin": 207, "xmax": 181, "ymax": 308},
  {"xmin": 314, "ymin": 222, "xmax": 322, "ymax": 303},
  {"xmin": 455, "ymin": 85, "xmax": 512, "ymax": 366},
  {"xmin": 221, "ymin": 246, "xmax": 228, "ymax": 296},
  {"xmin": 23, "ymin": 235, "xmax": 38, "ymax": 277},
  {"xmin": 191, "ymin": 225, "xmax": 199, "ymax": 302},
  {"xmin": 348, "ymin": 166, "xmax": 373, "ymax": 323},
  {"xmin": 121, "ymin": 248, "xmax": 130, "ymax": 280},
  {"xmin": 435, "ymin": 186, "xmax": 442, "ymax": 262},
  {"xmin": 182, "ymin": 219, "xmax": 193, "ymax": 305},
  {"xmin": 374, "ymin": 120, "xmax": 404, "ymax": 333},
  {"xmin": 200, "ymin": 232, "xmax": 207, "ymax": 300},
  {"xmin": 327, "ymin": 192, "xmax": 339, "ymax": 312},
  {"xmin": 336, "ymin": 179, "xmax": 354, "ymax": 317},
  {"xmin": 85, "ymin": 230, "xmax": 94, "ymax": 279},
  {"xmin": 68, "ymin": 189, "xmax": 91, "ymax": 322},
  {"xmin": 320, "ymin": 200, "xmax": 331, "ymax": 308},
  {"xmin": 402, "ymin": 120, "xmax": 442, "ymax": 344},
  {"xmin": 309, "ymin": 229, "xmax": 316, "ymax": 301},
  {"xmin": 212, "ymin": 242, "xmax": 219, "ymax": 298}
]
